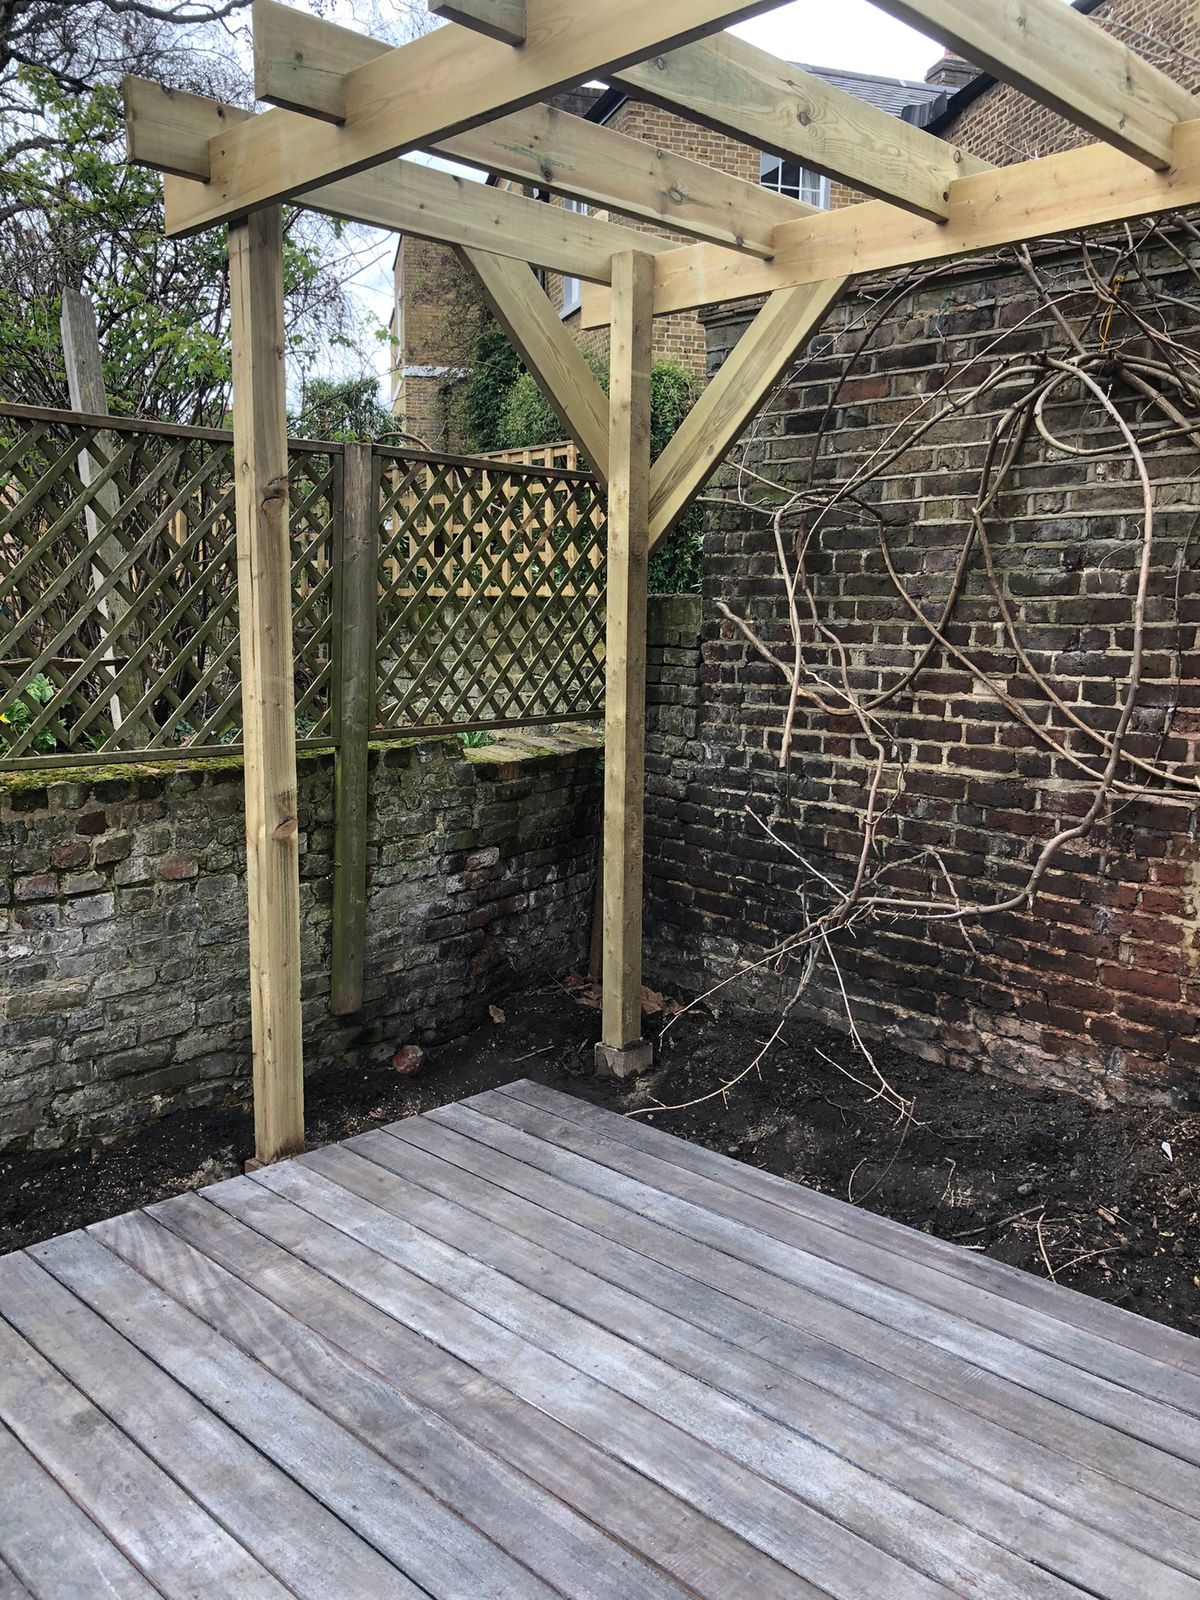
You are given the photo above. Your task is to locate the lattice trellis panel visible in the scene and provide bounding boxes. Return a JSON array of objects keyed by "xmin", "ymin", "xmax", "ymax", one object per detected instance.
[
  {"xmin": 0, "ymin": 410, "xmax": 337, "ymax": 764},
  {"xmin": 374, "ymin": 449, "xmax": 606, "ymax": 734}
]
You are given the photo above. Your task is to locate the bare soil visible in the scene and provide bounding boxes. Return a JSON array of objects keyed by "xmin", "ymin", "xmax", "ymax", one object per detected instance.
[{"xmin": 2, "ymin": 981, "xmax": 1197, "ymax": 1336}]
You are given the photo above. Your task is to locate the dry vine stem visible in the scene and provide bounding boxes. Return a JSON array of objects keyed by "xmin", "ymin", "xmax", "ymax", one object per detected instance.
[{"xmin": 644, "ymin": 221, "xmax": 1200, "ymax": 1134}]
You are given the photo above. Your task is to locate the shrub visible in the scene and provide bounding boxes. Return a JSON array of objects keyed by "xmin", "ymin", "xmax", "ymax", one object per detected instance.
[{"xmin": 457, "ymin": 327, "xmax": 523, "ymax": 452}]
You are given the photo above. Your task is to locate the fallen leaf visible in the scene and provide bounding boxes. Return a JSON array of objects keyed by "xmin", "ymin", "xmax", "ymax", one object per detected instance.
[
  {"xmin": 392, "ymin": 1044, "xmax": 425, "ymax": 1076},
  {"xmin": 641, "ymin": 986, "xmax": 666, "ymax": 1015},
  {"xmin": 488, "ymin": 1005, "xmax": 506, "ymax": 1025}
]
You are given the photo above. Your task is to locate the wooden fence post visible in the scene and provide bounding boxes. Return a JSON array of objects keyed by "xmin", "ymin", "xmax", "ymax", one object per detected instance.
[
  {"xmin": 331, "ymin": 440, "xmax": 378, "ymax": 1015},
  {"xmin": 595, "ymin": 250, "xmax": 655, "ymax": 1079},
  {"xmin": 229, "ymin": 206, "xmax": 305, "ymax": 1165},
  {"xmin": 60, "ymin": 288, "xmax": 144, "ymax": 742}
]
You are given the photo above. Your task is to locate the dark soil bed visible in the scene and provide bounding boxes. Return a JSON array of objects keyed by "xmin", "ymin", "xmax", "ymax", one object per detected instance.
[{"xmin": 3, "ymin": 981, "xmax": 1197, "ymax": 1336}]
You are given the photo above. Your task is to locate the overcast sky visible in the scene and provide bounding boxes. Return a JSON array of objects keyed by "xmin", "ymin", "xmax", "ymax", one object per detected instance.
[{"xmin": 730, "ymin": 4, "xmax": 940, "ymax": 78}]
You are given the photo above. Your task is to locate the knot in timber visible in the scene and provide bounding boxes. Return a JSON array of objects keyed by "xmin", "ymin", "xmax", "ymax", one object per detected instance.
[
  {"xmin": 261, "ymin": 475, "xmax": 289, "ymax": 511},
  {"xmin": 273, "ymin": 817, "xmax": 299, "ymax": 842}
]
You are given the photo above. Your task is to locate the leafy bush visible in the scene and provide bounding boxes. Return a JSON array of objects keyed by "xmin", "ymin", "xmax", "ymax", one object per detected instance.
[
  {"xmin": 0, "ymin": 674, "xmax": 58, "ymax": 754},
  {"xmin": 457, "ymin": 327, "xmax": 523, "ymax": 452},
  {"xmin": 496, "ymin": 353, "xmax": 608, "ymax": 454}
]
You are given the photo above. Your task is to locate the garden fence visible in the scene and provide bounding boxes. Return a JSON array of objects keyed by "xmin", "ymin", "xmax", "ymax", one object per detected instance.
[{"xmin": 0, "ymin": 404, "xmax": 607, "ymax": 772}]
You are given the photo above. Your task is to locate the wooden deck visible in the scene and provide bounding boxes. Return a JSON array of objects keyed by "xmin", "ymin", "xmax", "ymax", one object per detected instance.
[{"xmin": 2, "ymin": 1080, "xmax": 1199, "ymax": 1598}]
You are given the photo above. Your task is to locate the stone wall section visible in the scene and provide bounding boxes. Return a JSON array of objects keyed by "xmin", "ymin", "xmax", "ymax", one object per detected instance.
[{"xmin": 0, "ymin": 731, "xmax": 601, "ymax": 1152}]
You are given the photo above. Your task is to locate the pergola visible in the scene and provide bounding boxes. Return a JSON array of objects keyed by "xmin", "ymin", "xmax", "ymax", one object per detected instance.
[{"xmin": 124, "ymin": 0, "xmax": 1200, "ymax": 1166}]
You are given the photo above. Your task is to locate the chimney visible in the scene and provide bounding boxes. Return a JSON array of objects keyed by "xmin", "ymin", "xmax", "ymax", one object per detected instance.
[{"xmin": 925, "ymin": 51, "xmax": 978, "ymax": 92}]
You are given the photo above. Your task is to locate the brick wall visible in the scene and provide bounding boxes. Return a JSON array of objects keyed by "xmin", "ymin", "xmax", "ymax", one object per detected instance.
[
  {"xmin": 642, "ymin": 234, "xmax": 1200, "ymax": 1109},
  {"xmin": 391, "ymin": 235, "xmax": 486, "ymax": 453},
  {"xmin": 0, "ymin": 732, "xmax": 601, "ymax": 1153}
]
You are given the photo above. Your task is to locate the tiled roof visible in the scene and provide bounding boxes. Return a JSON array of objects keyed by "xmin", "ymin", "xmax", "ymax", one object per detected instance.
[{"xmin": 794, "ymin": 63, "xmax": 945, "ymax": 119}]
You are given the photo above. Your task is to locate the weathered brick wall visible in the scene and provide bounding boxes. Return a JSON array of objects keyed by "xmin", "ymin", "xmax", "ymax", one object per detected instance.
[
  {"xmin": 642, "ymin": 236, "xmax": 1200, "ymax": 1109},
  {"xmin": 0, "ymin": 732, "xmax": 601, "ymax": 1152},
  {"xmin": 391, "ymin": 235, "xmax": 485, "ymax": 453}
]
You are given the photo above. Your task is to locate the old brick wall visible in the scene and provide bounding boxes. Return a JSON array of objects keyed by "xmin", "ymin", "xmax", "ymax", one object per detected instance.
[
  {"xmin": 391, "ymin": 235, "xmax": 486, "ymax": 453},
  {"xmin": 0, "ymin": 732, "xmax": 601, "ymax": 1153},
  {"xmin": 642, "ymin": 235, "xmax": 1200, "ymax": 1109}
]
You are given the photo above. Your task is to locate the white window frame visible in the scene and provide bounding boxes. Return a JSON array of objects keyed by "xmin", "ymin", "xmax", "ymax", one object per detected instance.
[
  {"xmin": 560, "ymin": 197, "xmax": 587, "ymax": 318},
  {"xmin": 759, "ymin": 152, "xmax": 831, "ymax": 209}
]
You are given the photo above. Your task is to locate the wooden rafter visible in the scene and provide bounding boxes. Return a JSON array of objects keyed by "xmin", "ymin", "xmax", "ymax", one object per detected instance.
[
  {"xmin": 124, "ymin": 78, "xmax": 673, "ymax": 283},
  {"xmin": 582, "ymin": 116, "xmax": 1200, "ymax": 325},
  {"xmin": 156, "ymin": 0, "xmax": 786, "ymax": 235},
  {"xmin": 251, "ymin": 1, "xmax": 805, "ymax": 258},
  {"xmin": 612, "ymin": 33, "xmax": 989, "ymax": 221},
  {"xmin": 429, "ymin": 0, "xmax": 526, "ymax": 46},
  {"xmin": 870, "ymin": 0, "xmax": 1197, "ymax": 171}
]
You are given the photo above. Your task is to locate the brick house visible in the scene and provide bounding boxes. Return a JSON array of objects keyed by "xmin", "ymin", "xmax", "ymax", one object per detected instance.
[{"xmin": 388, "ymin": 64, "xmax": 950, "ymax": 451}]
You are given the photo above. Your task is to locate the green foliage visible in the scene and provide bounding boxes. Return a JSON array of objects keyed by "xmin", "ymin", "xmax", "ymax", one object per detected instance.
[
  {"xmin": 290, "ymin": 376, "xmax": 392, "ymax": 442},
  {"xmin": 458, "ymin": 325, "xmax": 707, "ymax": 591},
  {"xmin": 0, "ymin": 70, "xmax": 364, "ymax": 426},
  {"xmin": 458, "ymin": 729, "xmax": 497, "ymax": 749},
  {"xmin": 0, "ymin": 674, "xmax": 58, "ymax": 754},
  {"xmin": 456, "ymin": 326, "xmax": 522, "ymax": 453}
]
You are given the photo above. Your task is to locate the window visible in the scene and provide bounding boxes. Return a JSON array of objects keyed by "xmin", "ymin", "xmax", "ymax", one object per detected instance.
[
  {"xmin": 560, "ymin": 197, "xmax": 587, "ymax": 317},
  {"xmin": 759, "ymin": 152, "xmax": 831, "ymax": 209}
]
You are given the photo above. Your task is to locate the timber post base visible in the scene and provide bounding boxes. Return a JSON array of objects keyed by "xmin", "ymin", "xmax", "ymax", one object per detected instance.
[{"xmin": 594, "ymin": 1039, "xmax": 654, "ymax": 1080}]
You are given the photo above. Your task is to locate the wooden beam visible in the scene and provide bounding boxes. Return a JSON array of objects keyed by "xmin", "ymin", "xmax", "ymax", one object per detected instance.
[
  {"xmin": 460, "ymin": 249, "xmax": 611, "ymax": 480},
  {"xmin": 648, "ymin": 278, "xmax": 849, "ymax": 551},
  {"xmin": 441, "ymin": 107, "xmax": 800, "ymax": 258},
  {"xmin": 299, "ymin": 162, "xmax": 671, "ymax": 283},
  {"xmin": 581, "ymin": 116, "xmax": 1200, "ymax": 324},
  {"xmin": 156, "ymin": 0, "xmax": 784, "ymax": 235},
  {"xmin": 250, "ymin": 3, "xmax": 801, "ymax": 257},
  {"xmin": 611, "ymin": 33, "xmax": 989, "ymax": 222},
  {"xmin": 869, "ymin": 0, "xmax": 1197, "ymax": 171},
  {"xmin": 122, "ymin": 75, "xmax": 250, "ymax": 179},
  {"xmin": 228, "ymin": 206, "xmax": 305, "ymax": 1166},
  {"xmin": 330, "ymin": 442, "xmax": 377, "ymax": 1017},
  {"xmin": 429, "ymin": 0, "xmax": 526, "ymax": 46},
  {"xmin": 597, "ymin": 251, "xmax": 655, "ymax": 1078},
  {"xmin": 125, "ymin": 79, "xmax": 672, "ymax": 283}
]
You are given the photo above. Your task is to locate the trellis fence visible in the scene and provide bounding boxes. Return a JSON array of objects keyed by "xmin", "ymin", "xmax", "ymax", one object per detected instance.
[{"xmin": 0, "ymin": 404, "xmax": 607, "ymax": 773}]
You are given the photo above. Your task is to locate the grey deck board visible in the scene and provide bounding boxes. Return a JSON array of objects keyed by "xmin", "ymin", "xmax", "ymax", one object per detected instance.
[
  {"xmin": 413, "ymin": 1097, "xmax": 1200, "ymax": 1515},
  {"xmin": 0, "ymin": 1557, "xmax": 32, "ymax": 1600},
  {"xmin": 0, "ymin": 1421, "xmax": 161, "ymax": 1600},
  {"xmin": 321, "ymin": 1129, "xmax": 1195, "ymax": 1600},
  {"xmin": 137, "ymin": 1194, "xmax": 798, "ymax": 1600},
  {"xmin": 30, "ymin": 1228, "xmax": 553, "ymax": 1600},
  {"xmin": 487, "ymin": 1084, "xmax": 1200, "ymax": 1415},
  {"xmin": 2, "ymin": 1080, "xmax": 1198, "ymax": 1598},
  {"xmin": 471, "ymin": 1086, "xmax": 1200, "ymax": 1456},
  {"xmin": 380, "ymin": 1105, "xmax": 1200, "ymax": 1573},
  {"xmin": 501, "ymin": 1079, "xmax": 1200, "ymax": 1378},
  {"xmin": 0, "ymin": 1249, "xmax": 408, "ymax": 1600},
  {"xmin": 0, "ymin": 1309, "xmax": 289, "ymax": 1599}
]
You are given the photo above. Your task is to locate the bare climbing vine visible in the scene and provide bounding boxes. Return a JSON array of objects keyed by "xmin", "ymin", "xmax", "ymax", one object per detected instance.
[{"xmin": 640, "ymin": 219, "xmax": 1200, "ymax": 1131}]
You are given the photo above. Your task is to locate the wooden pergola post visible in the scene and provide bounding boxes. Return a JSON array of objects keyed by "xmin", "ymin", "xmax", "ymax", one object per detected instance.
[
  {"xmin": 595, "ymin": 250, "xmax": 655, "ymax": 1079},
  {"xmin": 228, "ymin": 206, "xmax": 305, "ymax": 1164}
]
